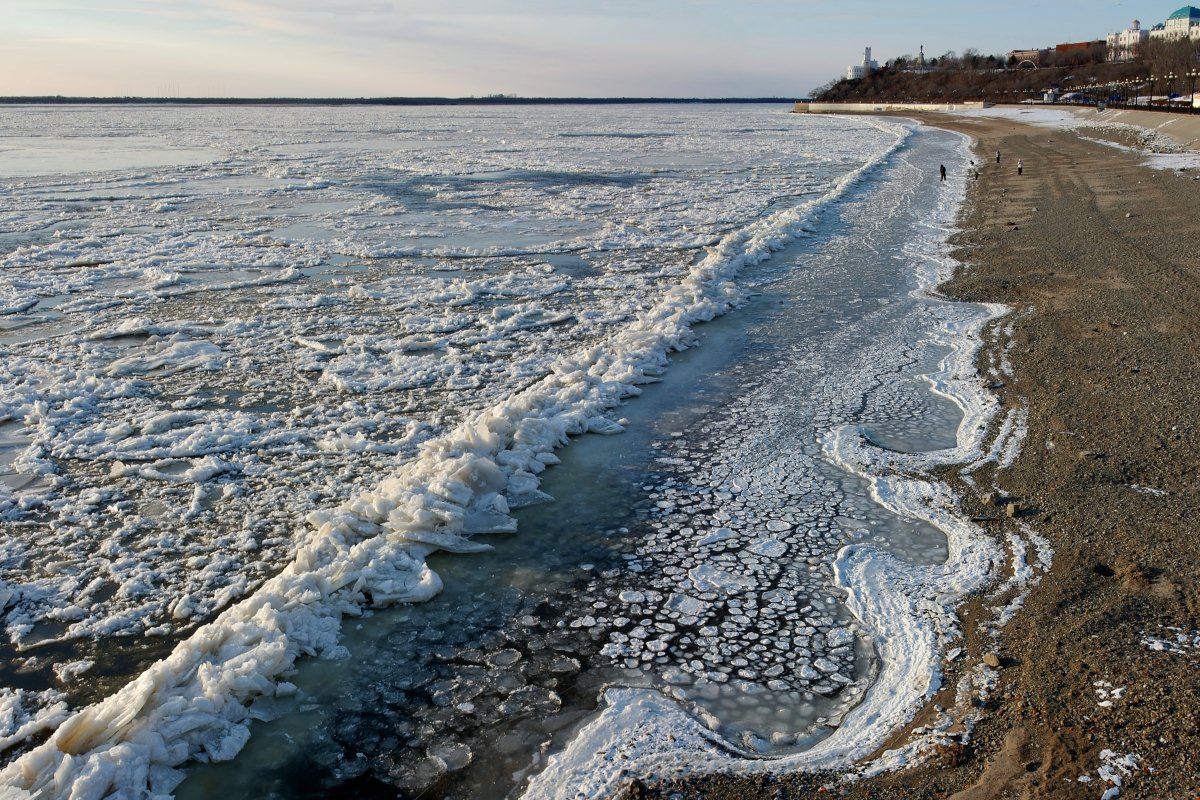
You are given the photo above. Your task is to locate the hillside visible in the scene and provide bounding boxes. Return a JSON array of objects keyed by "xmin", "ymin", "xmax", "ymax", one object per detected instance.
[
  {"xmin": 815, "ymin": 38, "xmax": 1200, "ymax": 104},
  {"xmin": 815, "ymin": 63, "xmax": 1145, "ymax": 104}
]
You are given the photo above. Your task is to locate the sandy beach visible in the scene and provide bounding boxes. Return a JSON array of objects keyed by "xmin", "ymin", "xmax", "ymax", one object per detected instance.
[{"xmin": 633, "ymin": 112, "xmax": 1200, "ymax": 798}]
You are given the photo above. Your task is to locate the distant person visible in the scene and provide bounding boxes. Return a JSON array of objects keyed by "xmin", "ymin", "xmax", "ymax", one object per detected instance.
[
  {"xmin": 1017, "ymin": 159, "xmax": 1024, "ymax": 176},
  {"xmin": 974, "ymin": 169, "xmax": 980, "ymax": 180},
  {"xmin": 996, "ymin": 150, "xmax": 1001, "ymax": 164},
  {"xmin": 940, "ymin": 164, "xmax": 947, "ymax": 181}
]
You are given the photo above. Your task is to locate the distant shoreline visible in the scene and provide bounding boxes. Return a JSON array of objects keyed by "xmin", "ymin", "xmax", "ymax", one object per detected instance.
[{"xmin": 0, "ymin": 96, "xmax": 802, "ymax": 107}]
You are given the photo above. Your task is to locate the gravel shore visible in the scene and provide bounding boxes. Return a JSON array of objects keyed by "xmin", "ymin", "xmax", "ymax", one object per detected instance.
[{"xmin": 628, "ymin": 113, "xmax": 1200, "ymax": 799}]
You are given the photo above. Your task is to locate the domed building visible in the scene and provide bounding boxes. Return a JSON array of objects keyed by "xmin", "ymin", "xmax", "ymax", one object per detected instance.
[
  {"xmin": 1106, "ymin": 19, "xmax": 1149, "ymax": 61},
  {"xmin": 1148, "ymin": 5, "xmax": 1200, "ymax": 41}
]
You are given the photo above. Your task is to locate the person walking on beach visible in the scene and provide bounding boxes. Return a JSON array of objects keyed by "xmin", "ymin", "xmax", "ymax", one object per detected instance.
[
  {"xmin": 940, "ymin": 164, "xmax": 947, "ymax": 181},
  {"xmin": 1017, "ymin": 159, "xmax": 1023, "ymax": 176},
  {"xmin": 996, "ymin": 149, "xmax": 1001, "ymax": 164}
]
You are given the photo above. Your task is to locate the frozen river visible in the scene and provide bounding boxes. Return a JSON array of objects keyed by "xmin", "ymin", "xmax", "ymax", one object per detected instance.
[{"xmin": 0, "ymin": 104, "xmax": 1007, "ymax": 798}]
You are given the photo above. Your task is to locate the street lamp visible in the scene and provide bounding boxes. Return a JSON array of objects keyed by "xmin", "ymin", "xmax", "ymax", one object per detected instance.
[
  {"xmin": 1189, "ymin": 69, "xmax": 1199, "ymax": 114},
  {"xmin": 1149, "ymin": 74, "xmax": 1157, "ymax": 108},
  {"xmin": 1167, "ymin": 72, "xmax": 1177, "ymax": 109}
]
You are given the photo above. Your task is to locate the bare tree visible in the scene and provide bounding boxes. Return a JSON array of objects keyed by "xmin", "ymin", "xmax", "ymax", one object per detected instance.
[{"xmin": 1143, "ymin": 38, "xmax": 1200, "ymax": 94}]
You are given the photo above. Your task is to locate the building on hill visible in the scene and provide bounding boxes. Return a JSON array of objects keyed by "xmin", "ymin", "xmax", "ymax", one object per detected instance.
[
  {"xmin": 846, "ymin": 47, "xmax": 879, "ymax": 80},
  {"xmin": 1149, "ymin": 6, "xmax": 1200, "ymax": 41},
  {"xmin": 1055, "ymin": 40, "xmax": 1104, "ymax": 54},
  {"xmin": 1107, "ymin": 20, "xmax": 1149, "ymax": 61},
  {"xmin": 1008, "ymin": 48, "xmax": 1048, "ymax": 67},
  {"xmin": 1054, "ymin": 40, "xmax": 1105, "ymax": 65}
]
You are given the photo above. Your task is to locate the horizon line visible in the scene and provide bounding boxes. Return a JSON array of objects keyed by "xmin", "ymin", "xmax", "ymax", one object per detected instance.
[{"xmin": 0, "ymin": 94, "xmax": 804, "ymax": 106}]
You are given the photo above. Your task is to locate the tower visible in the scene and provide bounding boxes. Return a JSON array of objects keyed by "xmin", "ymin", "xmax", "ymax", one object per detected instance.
[{"xmin": 847, "ymin": 45, "xmax": 879, "ymax": 79}]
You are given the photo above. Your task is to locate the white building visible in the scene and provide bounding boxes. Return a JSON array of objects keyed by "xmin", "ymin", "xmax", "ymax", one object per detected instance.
[
  {"xmin": 1106, "ymin": 19, "xmax": 1149, "ymax": 61},
  {"xmin": 1149, "ymin": 5, "xmax": 1200, "ymax": 41},
  {"xmin": 846, "ymin": 47, "xmax": 879, "ymax": 80}
]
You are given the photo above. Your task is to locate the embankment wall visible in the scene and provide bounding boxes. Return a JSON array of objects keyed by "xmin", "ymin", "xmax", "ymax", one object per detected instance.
[{"xmin": 794, "ymin": 101, "xmax": 990, "ymax": 113}]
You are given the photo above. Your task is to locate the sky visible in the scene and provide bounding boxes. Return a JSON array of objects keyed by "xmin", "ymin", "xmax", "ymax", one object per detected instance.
[{"xmin": 0, "ymin": 1, "xmax": 1173, "ymax": 98}]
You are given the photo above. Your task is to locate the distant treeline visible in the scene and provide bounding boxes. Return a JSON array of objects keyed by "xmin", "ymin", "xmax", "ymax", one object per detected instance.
[{"xmin": 0, "ymin": 96, "xmax": 802, "ymax": 106}]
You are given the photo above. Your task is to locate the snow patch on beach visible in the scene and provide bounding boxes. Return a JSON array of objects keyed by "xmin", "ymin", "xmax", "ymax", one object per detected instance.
[
  {"xmin": 1093, "ymin": 681, "xmax": 1126, "ymax": 709},
  {"xmin": 964, "ymin": 106, "xmax": 1200, "ymax": 171},
  {"xmin": 963, "ymin": 405, "xmax": 1028, "ymax": 477},
  {"xmin": 1142, "ymin": 626, "xmax": 1200, "ymax": 655},
  {"xmin": 987, "ymin": 522, "xmax": 1052, "ymax": 628},
  {"xmin": 1078, "ymin": 750, "xmax": 1140, "ymax": 799}
]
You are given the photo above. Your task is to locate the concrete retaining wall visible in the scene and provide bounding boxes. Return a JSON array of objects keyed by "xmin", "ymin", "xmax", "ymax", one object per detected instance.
[{"xmin": 794, "ymin": 101, "xmax": 990, "ymax": 114}]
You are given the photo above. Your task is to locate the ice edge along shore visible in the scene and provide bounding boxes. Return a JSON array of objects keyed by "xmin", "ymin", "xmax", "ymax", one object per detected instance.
[{"xmin": 521, "ymin": 124, "xmax": 1038, "ymax": 798}]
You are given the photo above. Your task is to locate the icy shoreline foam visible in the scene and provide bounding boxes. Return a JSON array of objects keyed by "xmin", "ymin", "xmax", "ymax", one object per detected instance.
[
  {"xmin": 0, "ymin": 121, "xmax": 914, "ymax": 797},
  {"xmin": 520, "ymin": 127, "xmax": 1019, "ymax": 798}
]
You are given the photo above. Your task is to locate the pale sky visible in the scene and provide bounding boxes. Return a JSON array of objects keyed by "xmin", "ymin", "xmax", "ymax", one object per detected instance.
[{"xmin": 0, "ymin": 1, "xmax": 1168, "ymax": 98}]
